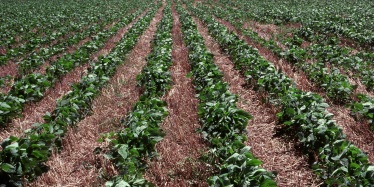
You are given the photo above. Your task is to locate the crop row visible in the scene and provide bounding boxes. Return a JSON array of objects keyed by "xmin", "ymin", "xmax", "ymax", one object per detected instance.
[
  {"xmin": 197, "ymin": 2, "xmax": 353, "ymax": 103},
  {"xmin": 196, "ymin": 1, "xmax": 374, "ymax": 129},
  {"xmin": 0, "ymin": 4, "xmax": 148, "ymax": 125},
  {"xmin": 1, "ymin": 4, "xmax": 136, "ymax": 88},
  {"xmin": 15, "ymin": 15, "xmax": 116, "ymax": 77},
  {"xmin": 1, "ymin": 9, "xmax": 101, "ymax": 66},
  {"xmin": 177, "ymin": 4, "xmax": 277, "ymax": 186},
  {"xmin": 0, "ymin": 2, "xmax": 161, "ymax": 186},
  {"xmin": 103, "ymin": 2, "xmax": 173, "ymax": 186},
  {"xmin": 188, "ymin": 3, "xmax": 374, "ymax": 186},
  {"xmin": 0, "ymin": 0, "xmax": 141, "ymax": 53},
  {"xmin": 203, "ymin": 0, "xmax": 374, "ymax": 91},
  {"xmin": 213, "ymin": 0, "xmax": 374, "ymax": 91},
  {"xmin": 215, "ymin": 0, "xmax": 374, "ymax": 50},
  {"xmin": 1, "ymin": 0, "xmax": 84, "ymax": 47}
]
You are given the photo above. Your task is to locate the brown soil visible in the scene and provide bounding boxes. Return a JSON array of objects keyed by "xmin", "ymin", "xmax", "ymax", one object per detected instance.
[
  {"xmin": 145, "ymin": 4, "xmax": 212, "ymax": 186},
  {"xmin": 0, "ymin": 9, "xmax": 148, "ymax": 143},
  {"xmin": 247, "ymin": 21, "xmax": 280, "ymax": 40},
  {"xmin": 301, "ymin": 40, "xmax": 311, "ymax": 49},
  {"xmin": 0, "ymin": 61, "xmax": 17, "ymax": 79},
  {"xmin": 339, "ymin": 37, "xmax": 362, "ymax": 52},
  {"xmin": 27, "ymin": 4, "xmax": 165, "ymax": 187},
  {"xmin": 0, "ymin": 61, "xmax": 17, "ymax": 94},
  {"xmin": 0, "ymin": 47, "xmax": 6, "ymax": 55},
  {"xmin": 345, "ymin": 70, "xmax": 374, "ymax": 98},
  {"xmin": 192, "ymin": 14, "xmax": 320, "ymax": 187},
  {"xmin": 243, "ymin": 21, "xmax": 288, "ymax": 51}
]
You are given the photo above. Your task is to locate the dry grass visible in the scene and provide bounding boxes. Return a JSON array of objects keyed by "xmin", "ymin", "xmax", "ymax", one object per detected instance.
[
  {"xmin": 0, "ymin": 46, "xmax": 7, "ymax": 55},
  {"xmin": 145, "ymin": 4, "xmax": 212, "ymax": 186},
  {"xmin": 27, "ymin": 4, "xmax": 165, "ymax": 187},
  {"xmin": 193, "ymin": 15, "xmax": 321, "ymax": 187}
]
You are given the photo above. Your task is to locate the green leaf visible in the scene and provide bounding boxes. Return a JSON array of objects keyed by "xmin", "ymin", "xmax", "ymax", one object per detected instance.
[
  {"xmin": 260, "ymin": 179, "xmax": 277, "ymax": 187},
  {"xmin": 118, "ymin": 145, "xmax": 128, "ymax": 160},
  {"xmin": 105, "ymin": 181, "xmax": 114, "ymax": 187},
  {"xmin": 367, "ymin": 165, "xmax": 374, "ymax": 172},
  {"xmin": 1, "ymin": 163, "xmax": 16, "ymax": 173},
  {"xmin": 0, "ymin": 102, "xmax": 11, "ymax": 109},
  {"xmin": 116, "ymin": 180, "xmax": 130, "ymax": 187},
  {"xmin": 186, "ymin": 72, "xmax": 193, "ymax": 78}
]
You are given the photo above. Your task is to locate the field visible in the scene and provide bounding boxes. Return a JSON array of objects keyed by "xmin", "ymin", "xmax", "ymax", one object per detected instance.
[{"xmin": 0, "ymin": 0, "xmax": 373, "ymax": 186}]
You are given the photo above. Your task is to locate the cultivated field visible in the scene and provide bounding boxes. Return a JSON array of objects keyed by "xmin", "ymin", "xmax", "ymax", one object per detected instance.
[{"xmin": 0, "ymin": 0, "xmax": 373, "ymax": 186}]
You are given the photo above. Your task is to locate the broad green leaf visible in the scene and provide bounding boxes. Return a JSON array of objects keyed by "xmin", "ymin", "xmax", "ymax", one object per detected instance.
[{"xmin": 1, "ymin": 163, "xmax": 16, "ymax": 173}]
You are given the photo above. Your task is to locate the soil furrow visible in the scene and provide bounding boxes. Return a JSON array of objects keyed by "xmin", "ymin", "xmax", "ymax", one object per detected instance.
[
  {"xmin": 192, "ymin": 15, "xmax": 321, "ymax": 187},
  {"xmin": 28, "ymin": 4, "xmax": 165, "ymax": 187},
  {"xmin": 145, "ymin": 4, "xmax": 211, "ymax": 186},
  {"xmin": 0, "ymin": 10, "xmax": 148, "ymax": 143},
  {"xmin": 0, "ymin": 61, "xmax": 17, "ymax": 78}
]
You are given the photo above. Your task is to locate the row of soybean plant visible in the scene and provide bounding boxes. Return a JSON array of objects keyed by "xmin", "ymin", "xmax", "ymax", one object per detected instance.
[
  {"xmin": 1, "ymin": 0, "xmax": 144, "ymax": 90},
  {"xmin": 0, "ymin": 0, "xmax": 136, "ymax": 65},
  {"xmin": 197, "ymin": 1, "xmax": 353, "ymax": 103},
  {"xmin": 0, "ymin": 2, "xmax": 161, "ymax": 186},
  {"xmin": 0, "ymin": 1, "xmax": 151, "ymax": 125},
  {"xmin": 188, "ymin": 3, "xmax": 374, "ymax": 186},
  {"xmin": 215, "ymin": 0, "xmax": 374, "ymax": 51},
  {"xmin": 0, "ymin": 0, "xmax": 98, "ymax": 47},
  {"xmin": 102, "ymin": 1, "xmax": 173, "ymax": 186},
  {"xmin": 211, "ymin": 0, "xmax": 374, "ymax": 92},
  {"xmin": 177, "ymin": 4, "xmax": 277, "ymax": 187},
  {"xmin": 198, "ymin": 1, "xmax": 374, "ymax": 130}
]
